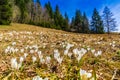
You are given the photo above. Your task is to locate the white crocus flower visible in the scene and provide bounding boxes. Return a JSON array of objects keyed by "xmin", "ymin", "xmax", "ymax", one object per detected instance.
[
  {"xmin": 17, "ymin": 63, "xmax": 22, "ymax": 69},
  {"xmin": 12, "ymin": 42, "xmax": 16, "ymax": 46},
  {"xmin": 95, "ymin": 50, "xmax": 102, "ymax": 57},
  {"xmin": 73, "ymin": 48, "xmax": 78, "ymax": 55},
  {"xmin": 110, "ymin": 43, "xmax": 112, "ymax": 45},
  {"xmin": 20, "ymin": 49, "xmax": 24, "ymax": 53},
  {"xmin": 110, "ymin": 41, "xmax": 116, "ymax": 48},
  {"xmin": 91, "ymin": 49, "xmax": 95, "ymax": 54},
  {"xmin": 40, "ymin": 55, "xmax": 45, "ymax": 64},
  {"xmin": 66, "ymin": 43, "xmax": 74, "ymax": 50},
  {"xmin": 45, "ymin": 56, "xmax": 51, "ymax": 64},
  {"xmin": 30, "ymin": 50, "xmax": 34, "ymax": 54},
  {"xmin": 94, "ymin": 53, "xmax": 98, "ymax": 57},
  {"xmin": 10, "ymin": 47, "xmax": 14, "ymax": 53},
  {"xmin": 54, "ymin": 49, "xmax": 59, "ymax": 53},
  {"xmin": 32, "ymin": 76, "xmax": 43, "ymax": 80},
  {"xmin": 77, "ymin": 54, "xmax": 82, "ymax": 62},
  {"xmin": 15, "ymin": 48, "xmax": 19, "ymax": 53},
  {"xmin": 20, "ymin": 56, "xmax": 24, "ymax": 63},
  {"xmin": 40, "ymin": 58, "xmax": 45, "ymax": 64},
  {"xmin": 32, "ymin": 56, "xmax": 37, "ymax": 63},
  {"xmin": 11, "ymin": 58, "xmax": 18, "ymax": 69},
  {"xmin": 113, "ymin": 41, "xmax": 115, "ymax": 44},
  {"xmin": 97, "ymin": 50, "xmax": 102, "ymax": 55},
  {"xmin": 87, "ymin": 72, "xmax": 92, "ymax": 78},
  {"xmin": 5, "ymin": 48, "xmax": 9, "ymax": 54},
  {"xmin": 44, "ymin": 78, "xmax": 49, "ymax": 80},
  {"xmin": 81, "ymin": 48, "xmax": 87, "ymax": 54},
  {"xmin": 64, "ymin": 49, "xmax": 68, "ymax": 55},
  {"xmin": 7, "ymin": 46, "xmax": 11, "ymax": 50},
  {"xmin": 57, "ymin": 57, "xmax": 63, "ymax": 64},
  {"xmin": 87, "ymin": 47, "xmax": 91, "ymax": 51},
  {"xmin": 11, "ymin": 58, "xmax": 21, "ymax": 69},
  {"xmin": 35, "ymin": 49, "xmax": 38, "ymax": 53},
  {"xmin": 24, "ymin": 53, "xmax": 28, "ymax": 59},
  {"xmin": 54, "ymin": 49, "xmax": 60, "ymax": 59},
  {"xmin": 25, "ymin": 45, "xmax": 29, "ymax": 50},
  {"xmin": 112, "ymin": 44, "xmax": 115, "ymax": 47},
  {"xmin": 80, "ymin": 69, "xmax": 86, "ymax": 75},
  {"xmin": 80, "ymin": 69, "xmax": 92, "ymax": 79},
  {"xmin": 37, "ymin": 51, "xmax": 42, "ymax": 58},
  {"xmin": 68, "ymin": 53, "xmax": 72, "ymax": 58}
]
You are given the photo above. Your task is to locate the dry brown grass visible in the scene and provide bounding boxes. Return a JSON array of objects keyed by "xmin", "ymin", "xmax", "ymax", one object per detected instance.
[{"xmin": 0, "ymin": 23, "xmax": 120, "ymax": 80}]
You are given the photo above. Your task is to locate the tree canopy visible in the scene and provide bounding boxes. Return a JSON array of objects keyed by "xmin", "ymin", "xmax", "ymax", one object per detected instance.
[{"xmin": 0, "ymin": 0, "xmax": 118, "ymax": 34}]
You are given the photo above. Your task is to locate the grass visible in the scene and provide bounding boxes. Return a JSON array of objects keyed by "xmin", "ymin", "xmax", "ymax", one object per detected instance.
[
  {"xmin": 0, "ymin": 23, "xmax": 120, "ymax": 80},
  {"xmin": 0, "ymin": 23, "xmax": 67, "ymax": 32}
]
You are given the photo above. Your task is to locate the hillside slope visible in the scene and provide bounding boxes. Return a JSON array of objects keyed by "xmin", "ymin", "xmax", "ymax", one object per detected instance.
[{"xmin": 0, "ymin": 23, "xmax": 120, "ymax": 80}]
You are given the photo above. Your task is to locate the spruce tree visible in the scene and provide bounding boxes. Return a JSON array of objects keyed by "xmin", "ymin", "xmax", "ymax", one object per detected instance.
[
  {"xmin": 0, "ymin": 0, "xmax": 12, "ymax": 25},
  {"xmin": 82, "ymin": 12, "xmax": 89, "ymax": 33},
  {"xmin": 64, "ymin": 12, "xmax": 69, "ymax": 31},
  {"xmin": 70, "ymin": 17, "xmax": 75, "ymax": 31},
  {"xmin": 45, "ymin": 1, "xmax": 54, "ymax": 19},
  {"xmin": 54, "ymin": 5, "xmax": 64, "ymax": 29},
  {"xmin": 36, "ymin": 0, "xmax": 42, "ymax": 23},
  {"xmin": 91, "ymin": 8, "xmax": 104, "ymax": 34},
  {"xmin": 36, "ymin": 0, "xmax": 41, "ymax": 6},
  {"xmin": 54, "ymin": 5, "xmax": 60, "ymax": 27},
  {"xmin": 74, "ymin": 10, "xmax": 82, "ymax": 32},
  {"xmin": 15, "ymin": 0, "xmax": 31, "ymax": 23},
  {"xmin": 30, "ymin": 0, "xmax": 35, "ymax": 23}
]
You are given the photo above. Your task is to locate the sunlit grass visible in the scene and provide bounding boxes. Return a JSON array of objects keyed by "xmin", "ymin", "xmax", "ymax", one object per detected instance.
[{"xmin": 0, "ymin": 23, "xmax": 120, "ymax": 80}]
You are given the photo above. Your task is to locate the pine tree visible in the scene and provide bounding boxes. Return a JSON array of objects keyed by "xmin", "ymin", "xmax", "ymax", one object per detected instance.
[
  {"xmin": 82, "ymin": 12, "xmax": 89, "ymax": 33},
  {"xmin": 74, "ymin": 10, "xmax": 82, "ymax": 32},
  {"xmin": 103, "ymin": 6, "xmax": 117, "ymax": 33},
  {"xmin": 91, "ymin": 8, "xmax": 104, "ymax": 34},
  {"xmin": 0, "ymin": 0, "xmax": 12, "ymax": 25}
]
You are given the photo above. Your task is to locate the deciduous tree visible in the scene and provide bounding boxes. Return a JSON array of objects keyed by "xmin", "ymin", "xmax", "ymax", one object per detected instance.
[{"xmin": 103, "ymin": 6, "xmax": 117, "ymax": 33}]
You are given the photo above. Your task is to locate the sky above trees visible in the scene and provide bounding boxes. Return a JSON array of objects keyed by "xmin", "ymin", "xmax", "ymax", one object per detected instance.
[{"xmin": 40, "ymin": 0, "xmax": 120, "ymax": 32}]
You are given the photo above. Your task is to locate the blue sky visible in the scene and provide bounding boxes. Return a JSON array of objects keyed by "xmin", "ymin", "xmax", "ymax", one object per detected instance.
[{"xmin": 40, "ymin": 0, "xmax": 120, "ymax": 32}]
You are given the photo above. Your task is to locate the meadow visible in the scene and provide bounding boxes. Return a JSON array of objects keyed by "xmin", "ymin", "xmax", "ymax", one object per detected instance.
[{"xmin": 0, "ymin": 23, "xmax": 120, "ymax": 80}]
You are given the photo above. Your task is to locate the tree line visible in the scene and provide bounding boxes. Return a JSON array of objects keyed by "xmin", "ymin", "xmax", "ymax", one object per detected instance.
[{"xmin": 0, "ymin": 0, "xmax": 117, "ymax": 33}]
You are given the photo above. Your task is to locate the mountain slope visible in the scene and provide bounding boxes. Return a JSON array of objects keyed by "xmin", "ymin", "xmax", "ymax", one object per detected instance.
[{"xmin": 0, "ymin": 23, "xmax": 120, "ymax": 79}]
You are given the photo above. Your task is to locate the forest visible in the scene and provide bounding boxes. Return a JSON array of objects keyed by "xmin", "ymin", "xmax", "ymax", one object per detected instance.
[
  {"xmin": 0, "ymin": 0, "xmax": 120, "ymax": 80},
  {"xmin": 0, "ymin": 0, "xmax": 117, "ymax": 34}
]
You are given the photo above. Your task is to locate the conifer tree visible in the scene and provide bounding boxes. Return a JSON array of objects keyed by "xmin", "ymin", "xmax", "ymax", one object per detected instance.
[
  {"xmin": 71, "ymin": 17, "xmax": 75, "ymax": 28},
  {"xmin": 30, "ymin": 0, "xmax": 35, "ymax": 23},
  {"xmin": 45, "ymin": 1, "xmax": 54, "ymax": 19},
  {"xmin": 64, "ymin": 12, "xmax": 69, "ymax": 31},
  {"xmin": 91, "ymin": 8, "xmax": 104, "ymax": 34},
  {"xmin": 82, "ymin": 12, "xmax": 89, "ymax": 33},
  {"xmin": 70, "ymin": 17, "xmax": 76, "ymax": 31},
  {"xmin": 15, "ymin": 0, "xmax": 31, "ymax": 23},
  {"xmin": 74, "ymin": 10, "xmax": 82, "ymax": 32},
  {"xmin": 36, "ymin": 0, "xmax": 42, "ymax": 23},
  {"xmin": 54, "ymin": 5, "xmax": 64, "ymax": 29},
  {"xmin": 0, "ymin": 0, "xmax": 12, "ymax": 25}
]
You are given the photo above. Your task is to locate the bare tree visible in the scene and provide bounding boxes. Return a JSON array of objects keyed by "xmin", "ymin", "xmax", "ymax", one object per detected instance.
[{"xmin": 103, "ymin": 6, "xmax": 117, "ymax": 33}]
